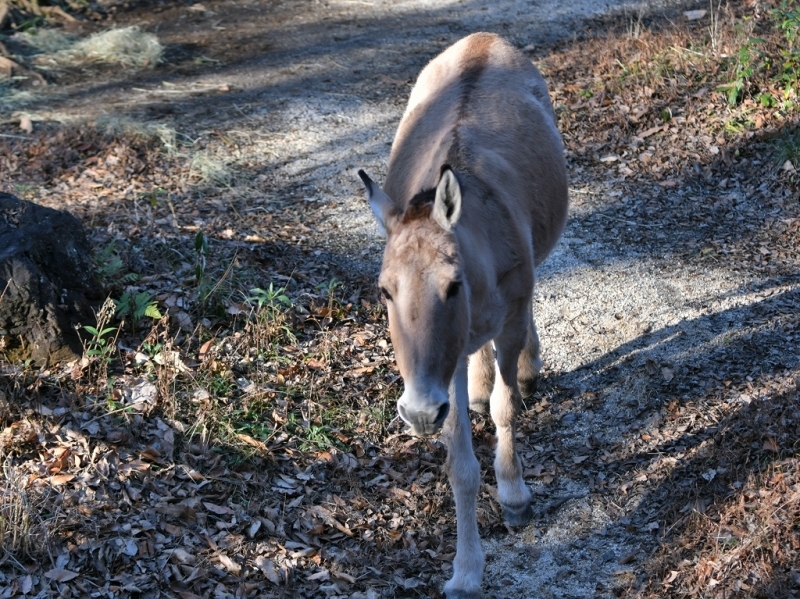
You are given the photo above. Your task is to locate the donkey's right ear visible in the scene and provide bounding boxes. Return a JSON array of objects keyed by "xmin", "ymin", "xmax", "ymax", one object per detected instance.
[{"xmin": 358, "ymin": 170, "xmax": 398, "ymax": 237}]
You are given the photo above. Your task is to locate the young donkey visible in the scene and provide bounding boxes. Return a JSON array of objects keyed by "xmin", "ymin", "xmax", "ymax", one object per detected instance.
[{"xmin": 358, "ymin": 33, "xmax": 568, "ymax": 598}]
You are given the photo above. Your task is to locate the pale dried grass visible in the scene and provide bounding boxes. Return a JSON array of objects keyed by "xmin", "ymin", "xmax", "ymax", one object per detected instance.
[
  {"xmin": 17, "ymin": 28, "xmax": 75, "ymax": 54},
  {"xmin": 31, "ymin": 26, "xmax": 162, "ymax": 69},
  {"xmin": 0, "ymin": 86, "xmax": 36, "ymax": 111},
  {"xmin": 94, "ymin": 116, "xmax": 179, "ymax": 156},
  {"xmin": 189, "ymin": 151, "xmax": 235, "ymax": 187},
  {"xmin": 0, "ymin": 458, "xmax": 41, "ymax": 559}
]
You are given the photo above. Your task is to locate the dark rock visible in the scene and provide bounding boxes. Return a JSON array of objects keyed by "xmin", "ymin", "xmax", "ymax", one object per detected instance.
[{"xmin": 0, "ymin": 193, "xmax": 101, "ymax": 365}]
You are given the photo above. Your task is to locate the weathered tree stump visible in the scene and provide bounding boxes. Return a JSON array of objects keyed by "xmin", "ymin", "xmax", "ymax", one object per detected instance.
[{"xmin": 0, "ymin": 193, "xmax": 100, "ymax": 365}]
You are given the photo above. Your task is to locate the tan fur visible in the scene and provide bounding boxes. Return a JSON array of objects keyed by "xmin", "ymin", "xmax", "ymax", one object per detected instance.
[{"xmin": 360, "ymin": 32, "xmax": 568, "ymax": 599}]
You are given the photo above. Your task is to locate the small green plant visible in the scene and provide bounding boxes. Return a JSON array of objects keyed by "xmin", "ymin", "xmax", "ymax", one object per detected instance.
[
  {"xmin": 235, "ymin": 419, "xmax": 273, "ymax": 441},
  {"xmin": 317, "ymin": 277, "xmax": 342, "ymax": 313},
  {"xmin": 103, "ymin": 377, "xmax": 125, "ymax": 413},
  {"xmin": 95, "ymin": 241, "xmax": 138, "ymax": 288},
  {"xmin": 194, "ymin": 231, "xmax": 209, "ymax": 282},
  {"xmin": 209, "ymin": 373, "xmax": 233, "ymax": 397},
  {"xmin": 12, "ymin": 184, "xmax": 35, "ymax": 198},
  {"xmin": 302, "ymin": 424, "xmax": 335, "ymax": 452},
  {"xmin": 772, "ymin": 129, "xmax": 800, "ymax": 171},
  {"xmin": 96, "ymin": 242, "xmax": 125, "ymax": 282},
  {"xmin": 114, "ymin": 290, "xmax": 162, "ymax": 332},
  {"xmin": 244, "ymin": 283, "xmax": 296, "ymax": 348},
  {"xmin": 193, "ymin": 230, "xmax": 214, "ymax": 303},
  {"xmin": 774, "ymin": 1, "xmax": 800, "ymax": 46},
  {"xmin": 757, "ymin": 91, "xmax": 777, "ymax": 107},
  {"xmin": 723, "ymin": 116, "xmax": 749, "ymax": 134},
  {"xmin": 282, "ymin": 412, "xmax": 337, "ymax": 452},
  {"xmin": 771, "ymin": 1, "xmax": 800, "ymax": 98},
  {"xmin": 136, "ymin": 187, "xmax": 168, "ymax": 208},
  {"xmin": 141, "ymin": 341, "xmax": 163, "ymax": 358},
  {"xmin": 720, "ymin": 2, "xmax": 800, "ymax": 106},
  {"xmin": 228, "ymin": 401, "xmax": 275, "ymax": 441},
  {"xmin": 247, "ymin": 283, "xmax": 291, "ymax": 313},
  {"xmin": 83, "ymin": 298, "xmax": 120, "ymax": 379},
  {"xmin": 719, "ymin": 34, "xmax": 765, "ymax": 106},
  {"xmin": 317, "ymin": 277, "xmax": 341, "ymax": 300},
  {"xmin": 83, "ymin": 323, "xmax": 118, "ymax": 363},
  {"xmin": 16, "ymin": 16, "xmax": 46, "ymax": 33}
]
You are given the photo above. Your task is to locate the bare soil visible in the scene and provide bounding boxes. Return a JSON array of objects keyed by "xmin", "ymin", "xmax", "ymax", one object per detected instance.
[{"xmin": 1, "ymin": 1, "xmax": 799, "ymax": 598}]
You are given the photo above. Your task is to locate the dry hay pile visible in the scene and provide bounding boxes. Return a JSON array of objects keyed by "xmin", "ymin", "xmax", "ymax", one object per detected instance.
[{"xmin": 26, "ymin": 26, "xmax": 162, "ymax": 69}]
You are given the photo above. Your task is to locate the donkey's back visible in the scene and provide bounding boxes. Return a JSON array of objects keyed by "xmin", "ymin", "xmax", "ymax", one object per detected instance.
[{"xmin": 385, "ymin": 32, "xmax": 568, "ymax": 266}]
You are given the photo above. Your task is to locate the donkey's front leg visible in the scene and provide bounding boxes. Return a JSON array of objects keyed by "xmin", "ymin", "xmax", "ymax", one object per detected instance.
[
  {"xmin": 491, "ymin": 317, "xmax": 534, "ymax": 526},
  {"xmin": 443, "ymin": 358, "xmax": 484, "ymax": 599}
]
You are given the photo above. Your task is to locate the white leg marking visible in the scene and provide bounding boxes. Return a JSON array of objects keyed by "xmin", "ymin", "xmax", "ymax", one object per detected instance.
[{"xmin": 443, "ymin": 358, "xmax": 484, "ymax": 599}]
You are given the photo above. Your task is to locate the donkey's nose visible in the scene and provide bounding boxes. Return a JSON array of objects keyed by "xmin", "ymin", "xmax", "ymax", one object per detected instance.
[{"xmin": 397, "ymin": 391, "xmax": 449, "ymax": 436}]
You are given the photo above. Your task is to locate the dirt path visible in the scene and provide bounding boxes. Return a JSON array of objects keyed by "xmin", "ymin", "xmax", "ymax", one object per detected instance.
[{"xmin": 3, "ymin": 1, "xmax": 799, "ymax": 598}]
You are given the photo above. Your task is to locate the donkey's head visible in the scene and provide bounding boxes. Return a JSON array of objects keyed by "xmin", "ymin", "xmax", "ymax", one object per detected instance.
[{"xmin": 359, "ymin": 167, "xmax": 468, "ymax": 436}]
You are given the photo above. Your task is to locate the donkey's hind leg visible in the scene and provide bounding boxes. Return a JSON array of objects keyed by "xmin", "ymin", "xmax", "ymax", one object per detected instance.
[
  {"xmin": 491, "ymin": 309, "xmax": 533, "ymax": 526},
  {"xmin": 517, "ymin": 304, "xmax": 543, "ymax": 397},
  {"xmin": 468, "ymin": 342, "xmax": 495, "ymax": 413}
]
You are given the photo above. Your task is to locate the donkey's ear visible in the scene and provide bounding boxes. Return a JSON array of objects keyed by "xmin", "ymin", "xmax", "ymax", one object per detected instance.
[
  {"xmin": 358, "ymin": 169, "xmax": 397, "ymax": 237},
  {"xmin": 433, "ymin": 166, "xmax": 462, "ymax": 231}
]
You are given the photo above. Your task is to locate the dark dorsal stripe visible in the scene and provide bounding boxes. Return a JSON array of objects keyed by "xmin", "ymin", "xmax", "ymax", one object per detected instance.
[
  {"xmin": 402, "ymin": 36, "xmax": 493, "ymax": 225},
  {"xmin": 449, "ymin": 34, "xmax": 492, "ymax": 170},
  {"xmin": 458, "ymin": 34, "xmax": 492, "ymax": 112}
]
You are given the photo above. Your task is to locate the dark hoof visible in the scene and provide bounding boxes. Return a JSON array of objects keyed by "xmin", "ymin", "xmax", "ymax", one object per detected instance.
[
  {"xmin": 519, "ymin": 376, "xmax": 539, "ymax": 398},
  {"xmin": 502, "ymin": 501, "xmax": 534, "ymax": 527}
]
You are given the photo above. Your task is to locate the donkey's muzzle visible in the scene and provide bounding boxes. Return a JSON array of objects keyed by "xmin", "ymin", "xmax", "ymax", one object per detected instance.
[{"xmin": 397, "ymin": 391, "xmax": 449, "ymax": 436}]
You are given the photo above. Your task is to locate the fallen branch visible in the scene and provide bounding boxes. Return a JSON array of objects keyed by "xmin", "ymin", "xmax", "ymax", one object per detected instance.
[
  {"xmin": 0, "ymin": 1, "xmax": 9, "ymax": 30},
  {"xmin": 0, "ymin": 0, "xmax": 79, "ymax": 31},
  {"xmin": 39, "ymin": 4, "xmax": 75, "ymax": 22},
  {"xmin": 0, "ymin": 54, "xmax": 17, "ymax": 77},
  {"xmin": 0, "ymin": 54, "xmax": 47, "ymax": 84}
]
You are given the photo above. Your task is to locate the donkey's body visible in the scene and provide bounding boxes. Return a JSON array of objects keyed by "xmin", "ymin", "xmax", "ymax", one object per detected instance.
[{"xmin": 359, "ymin": 33, "xmax": 568, "ymax": 598}]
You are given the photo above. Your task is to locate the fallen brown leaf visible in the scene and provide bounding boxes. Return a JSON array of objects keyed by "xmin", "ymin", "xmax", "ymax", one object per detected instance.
[
  {"xmin": 217, "ymin": 553, "xmax": 241, "ymax": 575},
  {"xmin": 45, "ymin": 568, "xmax": 79, "ymax": 582},
  {"xmin": 50, "ymin": 473, "xmax": 75, "ymax": 486},
  {"xmin": 255, "ymin": 556, "xmax": 282, "ymax": 585}
]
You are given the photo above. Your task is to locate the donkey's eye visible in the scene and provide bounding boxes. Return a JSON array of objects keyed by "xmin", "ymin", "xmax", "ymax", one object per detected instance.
[
  {"xmin": 446, "ymin": 281, "xmax": 462, "ymax": 299},
  {"xmin": 379, "ymin": 286, "xmax": 393, "ymax": 302}
]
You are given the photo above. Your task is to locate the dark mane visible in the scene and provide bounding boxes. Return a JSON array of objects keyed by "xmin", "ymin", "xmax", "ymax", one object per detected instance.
[
  {"xmin": 409, "ymin": 187, "xmax": 436, "ymax": 207},
  {"xmin": 402, "ymin": 188, "xmax": 436, "ymax": 223}
]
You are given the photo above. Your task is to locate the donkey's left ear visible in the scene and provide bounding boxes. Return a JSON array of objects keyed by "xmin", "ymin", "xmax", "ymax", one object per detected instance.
[
  {"xmin": 433, "ymin": 166, "xmax": 462, "ymax": 231},
  {"xmin": 358, "ymin": 169, "xmax": 398, "ymax": 237}
]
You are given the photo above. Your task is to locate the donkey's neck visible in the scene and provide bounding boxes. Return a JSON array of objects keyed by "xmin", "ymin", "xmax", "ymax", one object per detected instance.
[{"xmin": 454, "ymin": 184, "xmax": 533, "ymax": 352}]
